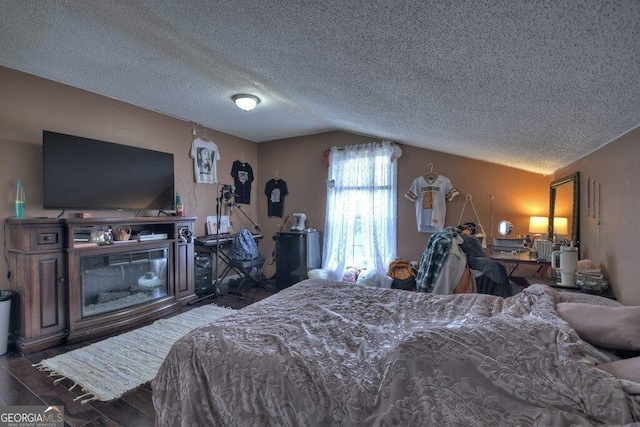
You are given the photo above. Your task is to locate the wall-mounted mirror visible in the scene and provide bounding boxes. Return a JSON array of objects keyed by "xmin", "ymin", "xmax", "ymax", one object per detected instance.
[
  {"xmin": 497, "ymin": 220, "xmax": 513, "ymax": 236},
  {"xmin": 549, "ymin": 172, "xmax": 579, "ymax": 245}
]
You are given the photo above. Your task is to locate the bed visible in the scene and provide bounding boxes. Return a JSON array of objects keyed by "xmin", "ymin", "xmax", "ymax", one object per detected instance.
[{"xmin": 152, "ymin": 279, "xmax": 640, "ymax": 426}]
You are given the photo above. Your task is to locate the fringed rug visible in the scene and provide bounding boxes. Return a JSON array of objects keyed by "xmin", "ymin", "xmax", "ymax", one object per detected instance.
[{"xmin": 35, "ymin": 304, "xmax": 234, "ymax": 403}]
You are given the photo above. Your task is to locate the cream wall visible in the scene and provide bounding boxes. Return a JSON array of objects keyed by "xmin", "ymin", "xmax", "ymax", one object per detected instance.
[
  {"xmin": 554, "ymin": 126, "xmax": 640, "ymax": 305},
  {"xmin": 0, "ymin": 66, "xmax": 259, "ymax": 284}
]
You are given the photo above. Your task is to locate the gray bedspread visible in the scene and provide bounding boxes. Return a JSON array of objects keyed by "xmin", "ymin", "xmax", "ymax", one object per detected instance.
[{"xmin": 152, "ymin": 279, "xmax": 640, "ymax": 426}]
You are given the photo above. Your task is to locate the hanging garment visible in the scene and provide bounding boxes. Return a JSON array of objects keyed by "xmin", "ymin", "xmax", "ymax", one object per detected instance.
[
  {"xmin": 405, "ymin": 174, "xmax": 459, "ymax": 232},
  {"xmin": 415, "ymin": 227, "xmax": 473, "ymax": 294},
  {"xmin": 190, "ymin": 138, "xmax": 220, "ymax": 184},
  {"xmin": 265, "ymin": 179, "xmax": 288, "ymax": 217},
  {"xmin": 231, "ymin": 160, "xmax": 254, "ymax": 204}
]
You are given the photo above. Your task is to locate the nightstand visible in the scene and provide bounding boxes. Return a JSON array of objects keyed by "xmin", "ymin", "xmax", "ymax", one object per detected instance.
[{"xmin": 524, "ymin": 276, "xmax": 616, "ymax": 300}]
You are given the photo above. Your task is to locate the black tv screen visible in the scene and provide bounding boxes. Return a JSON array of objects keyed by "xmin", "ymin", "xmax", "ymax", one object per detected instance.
[{"xmin": 43, "ymin": 131, "xmax": 175, "ymax": 211}]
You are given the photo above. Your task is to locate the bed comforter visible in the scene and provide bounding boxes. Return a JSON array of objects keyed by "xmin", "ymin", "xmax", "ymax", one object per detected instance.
[{"xmin": 152, "ymin": 279, "xmax": 640, "ymax": 426}]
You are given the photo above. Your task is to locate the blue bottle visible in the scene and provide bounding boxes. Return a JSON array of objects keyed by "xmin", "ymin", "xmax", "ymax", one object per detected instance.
[{"xmin": 15, "ymin": 180, "xmax": 25, "ymax": 219}]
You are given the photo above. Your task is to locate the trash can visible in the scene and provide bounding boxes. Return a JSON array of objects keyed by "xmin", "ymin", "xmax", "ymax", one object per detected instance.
[{"xmin": 0, "ymin": 290, "xmax": 16, "ymax": 356}]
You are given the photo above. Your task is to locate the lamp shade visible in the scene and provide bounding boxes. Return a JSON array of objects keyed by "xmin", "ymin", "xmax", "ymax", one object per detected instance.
[
  {"xmin": 529, "ymin": 216, "xmax": 549, "ymax": 234},
  {"xmin": 232, "ymin": 94, "xmax": 260, "ymax": 111},
  {"xmin": 553, "ymin": 217, "xmax": 569, "ymax": 235}
]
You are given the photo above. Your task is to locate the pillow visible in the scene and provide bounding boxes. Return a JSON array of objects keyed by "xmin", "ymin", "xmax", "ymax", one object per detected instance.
[
  {"xmin": 342, "ymin": 266, "xmax": 360, "ymax": 284},
  {"xmin": 307, "ymin": 269, "xmax": 329, "ymax": 280},
  {"xmin": 556, "ymin": 302, "xmax": 640, "ymax": 350},
  {"xmin": 356, "ymin": 269, "xmax": 382, "ymax": 287},
  {"xmin": 558, "ymin": 292, "xmax": 621, "ymax": 307},
  {"xmin": 597, "ymin": 356, "xmax": 640, "ymax": 383}
]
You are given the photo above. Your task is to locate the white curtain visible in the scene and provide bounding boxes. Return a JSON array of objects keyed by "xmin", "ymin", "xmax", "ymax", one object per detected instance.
[{"xmin": 322, "ymin": 141, "xmax": 397, "ymax": 287}]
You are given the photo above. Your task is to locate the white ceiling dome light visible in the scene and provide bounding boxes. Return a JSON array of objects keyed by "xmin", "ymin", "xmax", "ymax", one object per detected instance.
[{"xmin": 232, "ymin": 94, "xmax": 260, "ymax": 111}]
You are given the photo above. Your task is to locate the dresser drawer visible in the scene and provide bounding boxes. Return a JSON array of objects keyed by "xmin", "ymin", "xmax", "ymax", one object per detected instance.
[
  {"xmin": 36, "ymin": 230, "xmax": 61, "ymax": 247},
  {"xmin": 7, "ymin": 221, "xmax": 63, "ymax": 253},
  {"xmin": 27, "ymin": 226, "xmax": 63, "ymax": 251}
]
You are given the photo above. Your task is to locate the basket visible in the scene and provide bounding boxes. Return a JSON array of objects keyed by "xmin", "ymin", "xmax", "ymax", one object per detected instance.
[{"xmin": 113, "ymin": 225, "xmax": 132, "ymax": 241}]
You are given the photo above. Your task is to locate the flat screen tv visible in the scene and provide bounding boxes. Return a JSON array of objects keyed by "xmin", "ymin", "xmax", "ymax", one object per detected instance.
[{"xmin": 43, "ymin": 131, "xmax": 175, "ymax": 211}]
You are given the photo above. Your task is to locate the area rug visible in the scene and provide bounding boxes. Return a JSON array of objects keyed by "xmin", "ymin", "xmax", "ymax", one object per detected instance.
[{"xmin": 34, "ymin": 304, "xmax": 234, "ymax": 403}]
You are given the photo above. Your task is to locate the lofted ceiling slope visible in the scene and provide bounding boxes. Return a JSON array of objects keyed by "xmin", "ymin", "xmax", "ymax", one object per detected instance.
[{"xmin": 1, "ymin": 0, "xmax": 639, "ymax": 175}]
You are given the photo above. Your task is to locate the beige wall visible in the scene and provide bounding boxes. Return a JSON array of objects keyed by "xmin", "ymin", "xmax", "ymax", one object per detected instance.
[
  {"xmin": 554, "ymin": 126, "xmax": 640, "ymax": 305},
  {"xmin": 0, "ymin": 66, "xmax": 259, "ymax": 281},
  {"xmin": 257, "ymin": 132, "xmax": 551, "ymax": 268},
  {"xmin": 3, "ymin": 65, "xmax": 637, "ymax": 305}
]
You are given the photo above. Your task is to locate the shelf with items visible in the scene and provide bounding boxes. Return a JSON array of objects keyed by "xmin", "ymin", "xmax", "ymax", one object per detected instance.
[
  {"xmin": 524, "ymin": 276, "xmax": 616, "ymax": 300},
  {"xmin": 6, "ymin": 216, "xmax": 197, "ymax": 353},
  {"xmin": 65, "ymin": 217, "xmax": 194, "ymax": 250}
]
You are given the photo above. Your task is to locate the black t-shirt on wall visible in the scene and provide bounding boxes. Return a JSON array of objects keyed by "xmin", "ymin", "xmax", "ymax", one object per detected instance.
[
  {"xmin": 231, "ymin": 161, "xmax": 254, "ymax": 204},
  {"xmin": 265, "ymin": 179, "xmax": 288, "ymax": 217}
]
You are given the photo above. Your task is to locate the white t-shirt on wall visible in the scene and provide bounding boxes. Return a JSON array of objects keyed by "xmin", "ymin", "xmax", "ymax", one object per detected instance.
[
  {"xmin": 405, "ymin": 174, "xmax": 459, "ymax": 233},
  {"xmin": 190, "ymin": 138, "xmax": 220, "ymax": 184}
]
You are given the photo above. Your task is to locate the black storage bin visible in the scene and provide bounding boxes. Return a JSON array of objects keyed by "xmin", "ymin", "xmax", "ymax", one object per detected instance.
[{"xmin": 275, "ymin": 231, "xmax": 321, "ymax": 288}]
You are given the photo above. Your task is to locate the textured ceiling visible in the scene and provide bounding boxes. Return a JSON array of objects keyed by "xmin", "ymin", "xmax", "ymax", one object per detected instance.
[{"xmin": 1, "ymin": 0, "xmax": 639, "ymax": 175}]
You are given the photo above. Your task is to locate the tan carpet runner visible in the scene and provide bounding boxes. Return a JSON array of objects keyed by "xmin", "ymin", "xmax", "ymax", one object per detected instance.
[{"xmin": 34, "ymin": 304, "xmax": 234, "ymax": 403}]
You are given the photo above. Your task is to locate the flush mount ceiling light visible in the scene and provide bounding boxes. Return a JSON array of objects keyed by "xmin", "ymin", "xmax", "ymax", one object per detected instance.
[{"xmin": 232, "ymin": 94, "xmax": 260, "ymax": 111}]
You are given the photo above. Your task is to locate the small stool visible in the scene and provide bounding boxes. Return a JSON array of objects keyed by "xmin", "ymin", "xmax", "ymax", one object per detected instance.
[{"xmin": 227, "ymin": 256, "xmax": 265, "ymax": 297}]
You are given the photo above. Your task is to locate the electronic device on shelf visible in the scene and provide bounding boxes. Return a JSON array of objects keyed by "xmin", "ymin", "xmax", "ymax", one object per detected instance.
[
  {"xmin": 194, "ymin": 233, "xmax": 262, "ymax": 246},
  {"xmin": 73, "ymin": 232, "xmax": 92, "ymax": 242},
  {"xmin": 137, "ymin": 232, "xmax": 168, "ymax": 242},
  {"xmin": 195, "ymin": 233, "xmax": 234, "ymax": 245},
  {"xmin": 73, "ymin": 226, "xmax": 96, "ymax": 242}
]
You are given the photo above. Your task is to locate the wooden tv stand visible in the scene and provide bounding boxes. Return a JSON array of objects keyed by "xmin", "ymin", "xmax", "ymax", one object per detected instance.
[{"xmin": 6, "ymin": 216, "xmax": 196, "ymax": 354}]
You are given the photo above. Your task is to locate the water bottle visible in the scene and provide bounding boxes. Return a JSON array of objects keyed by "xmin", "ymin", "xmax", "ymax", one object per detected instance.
[
  {"xmin": 15, "ymin": 180, "xmax": 25, "ymax": 219},
  {"xmin": 175, "ymin": 192, "xmax": 184, "ymax": 217}
]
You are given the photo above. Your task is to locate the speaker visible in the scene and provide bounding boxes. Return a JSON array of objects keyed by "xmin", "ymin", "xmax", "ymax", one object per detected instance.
[
  {"xmin": 178, "ymin": 227, "xmax": 193, "ymax": 243},
  {"xmin": 194, "ymin": 252, "xmax": 212, "ymax": 294}
]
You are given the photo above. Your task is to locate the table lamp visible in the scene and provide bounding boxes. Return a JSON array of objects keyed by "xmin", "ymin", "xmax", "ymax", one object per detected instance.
[
  {"xmin": 528, "ymin": 216, "xmax": 549, "ymax": 239},
  {"xmin": 553, "ymin": 217, "xmax": 569, "ymax": 240}
]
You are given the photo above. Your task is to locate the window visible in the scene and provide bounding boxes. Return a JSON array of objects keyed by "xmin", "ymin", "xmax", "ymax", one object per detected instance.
[
  {"xmin": 322, "ymin": 141, "xmax": 398, "ymax": 285},
  {"xmin": 350, "ymin": 216, "xmax": 367, "ymax": 268}
]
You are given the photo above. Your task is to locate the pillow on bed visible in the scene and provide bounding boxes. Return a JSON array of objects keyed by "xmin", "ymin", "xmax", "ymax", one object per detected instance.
[
  {"xmin": 597, "ymin": 356, "xmax": 640, "ymax": 383},
  {"xmin": 342, "ymin": 266, "xmax": 360, "ymax": 284},
  {"xmin": 556, "ymin": 302, "xmax": 640, "ymax": 350},
  {"xmin": 559, "ymin": 292, "xmax": 621, "ymax": 307},
  {"xmin": 356, "ymin": 269, "xmax": 379, "ymax": 287}
]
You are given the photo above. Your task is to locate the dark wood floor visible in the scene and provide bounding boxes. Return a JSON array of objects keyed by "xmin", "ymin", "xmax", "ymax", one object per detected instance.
[{"xmin": 0, "ymin": 280, "xmax": 278, "ymax": 427}]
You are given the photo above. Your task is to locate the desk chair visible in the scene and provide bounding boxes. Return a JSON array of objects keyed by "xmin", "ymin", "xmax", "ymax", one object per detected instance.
[{"xmin": 224, "ymin": 255, "xmax": 266, "ymax": 298}]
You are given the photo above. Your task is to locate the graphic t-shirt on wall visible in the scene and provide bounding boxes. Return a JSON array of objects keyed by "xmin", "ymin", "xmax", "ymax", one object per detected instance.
[
  {"xmin": 231, "ymin": 160, "xmax": 254, "ymax": 204},
  {"xmin": 404, "ymin": 174, "xmax": 459, "ymax": 233},
  {"xmin": 265, "ymin": 179, "xmax": 288, "ymax": 217},
  {"xmin": 190, "ymin": 138, "xmax": 220, "ymax": 184}
]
